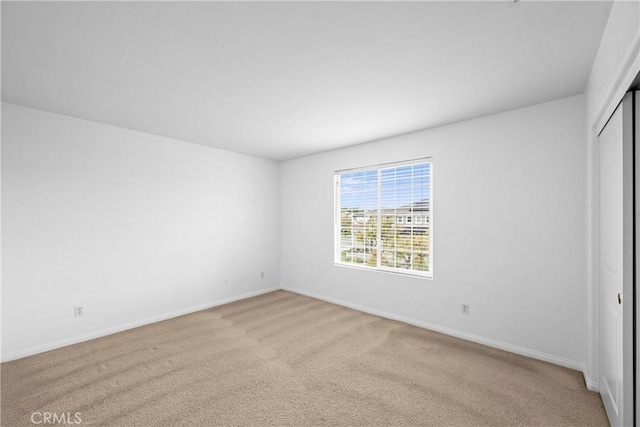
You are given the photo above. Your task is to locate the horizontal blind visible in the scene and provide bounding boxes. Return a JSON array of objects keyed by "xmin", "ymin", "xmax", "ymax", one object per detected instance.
[{"xmin": 335, "ymin": 158, "xmax": 432, "ymax": 277}]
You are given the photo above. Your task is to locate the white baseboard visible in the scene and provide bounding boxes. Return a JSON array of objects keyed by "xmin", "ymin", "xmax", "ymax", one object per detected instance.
[
  {"xmin": 281, "ymin": 286, "xmax": 595, "ymax": 390},
  {"xmin": 1, "ymin": 287, "xmax": 280, "ymax": 363},
  {"xmin": 4, "ymin": 284, "xmax": 599, "ymax": 393},
  {"xmin": 583, "ymin": 373, "xmax": 599, "ymax": 392}
]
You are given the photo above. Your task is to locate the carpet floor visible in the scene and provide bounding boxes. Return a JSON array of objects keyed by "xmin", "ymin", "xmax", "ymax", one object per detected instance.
[{"xmin": 2, "ymin": 290, "xmax": 608, "ymax": 426}]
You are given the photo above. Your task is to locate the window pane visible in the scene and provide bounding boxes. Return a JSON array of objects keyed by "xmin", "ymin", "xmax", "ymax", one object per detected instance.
[
  {"xmin": 336, "ymin": 159, "xmax": 431, "ymax": 277},
  {"xmin": 381, "ymin": 250, "xmax": 394, "ymax": 268},
  {"xmin": 413, "ymin": 252, "xmax": 429, "ymax": 271}
]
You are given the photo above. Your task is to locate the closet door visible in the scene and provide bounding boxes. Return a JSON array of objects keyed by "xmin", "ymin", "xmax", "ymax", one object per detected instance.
[{"xmin": 598, "ymin": 91, "xmax": 635, "ymax": 427}]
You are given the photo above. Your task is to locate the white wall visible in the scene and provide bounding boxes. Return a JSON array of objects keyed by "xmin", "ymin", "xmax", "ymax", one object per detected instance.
[
  {"xmin": 584, "ymin": 0, "xmax": 640, "ymax": 390},
  {"xmin": 586, "ymin": 0, "xmax": 639, "ymax": 130},
  {"xmin": 1, "ymin": 103, "xmax": 280, "ymax": 360},
  {"xmin": 281, "ymin": 95, "xmax": 588, "ymax": 373}
]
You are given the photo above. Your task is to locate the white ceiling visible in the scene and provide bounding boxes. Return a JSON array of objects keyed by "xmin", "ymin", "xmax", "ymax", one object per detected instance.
[{"xmin": 2, "ymin": 1, "xmax": 612, "ymax": 161}]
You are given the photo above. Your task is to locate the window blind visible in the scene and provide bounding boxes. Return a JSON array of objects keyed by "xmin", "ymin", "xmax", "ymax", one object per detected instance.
[{"xmin": 334, "ymin": 158, "xmax": 432, "ymax": 278}]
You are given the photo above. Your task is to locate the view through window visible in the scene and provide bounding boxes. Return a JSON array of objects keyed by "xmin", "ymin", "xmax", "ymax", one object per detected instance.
[{"xmin": 334, "ymin": 158, "xmax": 432, "ymax": 278}]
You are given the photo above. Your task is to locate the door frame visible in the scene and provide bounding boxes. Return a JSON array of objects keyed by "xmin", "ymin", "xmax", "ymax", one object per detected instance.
[
  {"xmin": 636, "ymin": 88, "xmax": 640, "ymax": 427},
  {"xmin": 619, "ymin": 90, "xmax": 635, "ymax": 427}
]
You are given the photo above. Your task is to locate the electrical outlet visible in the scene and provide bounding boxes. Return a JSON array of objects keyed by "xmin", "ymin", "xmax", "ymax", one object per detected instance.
[
  {"xmin": 260, "ymin": 272, "xmax": 265, "ymax": 279},
  {"xmin": 461, "ymin": 304, "xmax": 470, "ymax": 315},
  {"xmin": 223, "ymin": 277, "xmax": 229, "ymax": 287},
  {"xmin": 74, "ymin": 306, "xmax": 84, "ymax": 317}
]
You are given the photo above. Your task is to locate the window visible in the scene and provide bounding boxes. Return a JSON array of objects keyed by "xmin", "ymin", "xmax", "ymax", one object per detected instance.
[{"xmin": 335, "ymin": 158, "xmax": 432, "ymax": 278}]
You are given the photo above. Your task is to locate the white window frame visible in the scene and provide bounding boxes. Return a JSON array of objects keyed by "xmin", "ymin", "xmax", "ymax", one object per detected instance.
[{"xmin": 334, "ymin": 158, "xmax": 433, "ymax": 279}]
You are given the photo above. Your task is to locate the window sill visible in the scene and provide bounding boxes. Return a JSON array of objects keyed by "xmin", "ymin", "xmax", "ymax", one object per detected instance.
[{"xmin": 334, "ymin": 262, "xmax": 433, "ymax": 280}]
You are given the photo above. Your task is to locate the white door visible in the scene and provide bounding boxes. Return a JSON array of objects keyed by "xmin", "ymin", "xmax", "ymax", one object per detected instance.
[{"xmin": 598, "ymin": 92, "xmax": 634, "ymax": 427}]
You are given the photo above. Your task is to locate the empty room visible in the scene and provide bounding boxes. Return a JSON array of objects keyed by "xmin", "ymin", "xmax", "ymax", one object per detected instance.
[{"xmin": 1, "ymin": 1, "xmax": 639, "ymax": 426}]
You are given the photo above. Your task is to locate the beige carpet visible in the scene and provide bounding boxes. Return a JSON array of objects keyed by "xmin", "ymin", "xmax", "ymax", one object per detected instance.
[{"xmin": 2, "ymin": 290, "xmax": 608, "ymax": 426}]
